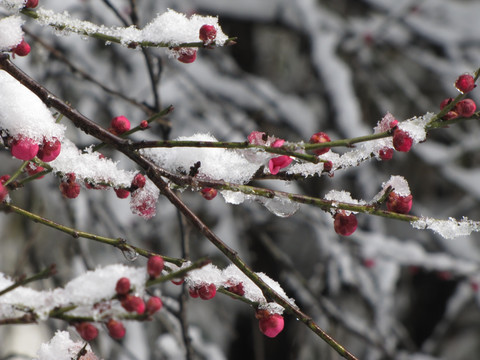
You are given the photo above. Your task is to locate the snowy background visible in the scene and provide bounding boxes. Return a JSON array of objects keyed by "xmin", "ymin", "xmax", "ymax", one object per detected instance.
[{"xmin": 2, "ymin": 0, "xmax": 480, "ymax": 359}]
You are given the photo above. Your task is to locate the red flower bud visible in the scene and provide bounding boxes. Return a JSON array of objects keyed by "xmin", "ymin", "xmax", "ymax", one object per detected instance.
[
  {"xmin": 75, "ymin": 322, "xmax": 98, "ymax": 341},
  {"xmin": 333, "ymin": 210, "xmax": 358, "ymax": 236},
  {"xmin": 106, "ymin": 319, "xmax": 126, "ymax": 339},
  {"xmin": 309, "ymin": 132, "xmax": 331, "ymax": 156},
  {"xmin": 392, "ymin": 129, "xmax": 413, "ymax": 152},
  {"xmin": 146, "ymin": 296, "xmax": 163, "ymax": 314},
  {"xmin": 387, "ymin": 192, "xmax": 412, "ymax": 214},
  {"xmin": 455, "ymin": 99, "xmax": 476, "ymax": 118},
  {"xmin": 455, "ymin": 74, "xmax": 476, "ymax": 93},
  {"xmin": 199, "ymin": 24, "xmax": 217, "ymax": 44},
  {"xmin": 147, "ymin": 255, "xmax": 164, "ymax": 278},
  {"xmin": 200, "ymin": 187, "xmax": 217, "ymax": 200},
  {"xmin": 115, "ymin": 277, "xmax": 131, "ymax": 295}
]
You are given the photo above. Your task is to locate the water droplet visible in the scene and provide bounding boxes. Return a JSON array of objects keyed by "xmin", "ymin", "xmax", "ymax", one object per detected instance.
[
  {"xmin": 122, "ymin": 247, "xmax": 139, "ymax": 262},
  {"xmin": 261, "ymin": 196, "xmax": 299, "ymax": 218}
]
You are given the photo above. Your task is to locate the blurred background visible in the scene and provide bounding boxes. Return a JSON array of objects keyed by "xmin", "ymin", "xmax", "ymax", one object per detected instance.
[{"xmin": 2, "ymin": 0, "xmax": 480, "ymax": 359}]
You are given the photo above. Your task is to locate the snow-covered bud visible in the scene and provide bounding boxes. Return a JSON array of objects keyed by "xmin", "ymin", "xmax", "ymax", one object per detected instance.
[
  {"xmin": 10, "ymin": 136, "xmax": 39, "ymax": 160},
  {"xmin": 196, "ymin": 284, "xmax": 216, "ymax": 300},
  {"xmin": 37, "ymin": 137, "xmax": 61, "ymax": 162},
  {"xmin": 12, "ymin": 39, "xmax": 31, "ymax": 57},
  {"xmin": 110, "ymin": 116, "xmax": 131, "ymax": 135},
  {"xmin": 256, "ymin": 310, "xmax": 284, "ymax": 338},
  {"xmin": 115, "ymin": 277, "xmax": 131, "ymax": 295},
  {"xmin": 387, "ymin": 192, "xmax": 412, "ymax": 214},
  {"xmin": 309, "ymin": 132, "xmax": 331, "ymax": 155},
  {"xmin": 201, "ymin": 187, "xmax": 217, "ymax": 200},
  {"xmin": 455, "ymin": 74, "xmax": 476, "ymax": 93},
  {"xmin": 132, "ymin": 173, "xmax": 146, "ymax": 189},
  {"xmin": 75, "ymin": 322, "xmax": 98, "ymax": 342},
  {"xmin": 455, "ymin": 99, "xmax": 477, "ymax": 118},
  {"xmin": 106, "ymin": 319, "xmax": 126, "ymax": 339},
  {"xmin": 176, "ymin": 48, "xmax": 197, "ymax": 64},
  {"xmin": 379, "ymin": 148, "xmax": 394, "ymax": 161},
  {"xmin": 147, "ymin": 255, "xmax": 164, "ymax": 278},
  {"xmin": 146, "ymin": 296, "xmax": 163, "ymax": 315},
  {"xmin": 59, "ymin": 173, "xmax": 80, "ymax": 199},
  {"xmin": 226, "ymin": 282, "xmax": 245, "ymax": 296},
  {"xmin": 392, "ymin": 129, "xmax": 413, "ymax": 152},
  {"xmin": 199, "ymin": 24, "xmax": 217, "ymax": 44},
  {"xmin": 333, "ymin": 210, "xmax": 358, "ymax": 236}
]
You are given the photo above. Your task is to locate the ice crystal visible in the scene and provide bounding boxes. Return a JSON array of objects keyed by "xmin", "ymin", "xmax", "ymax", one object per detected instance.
[{"xmin": 411, "ymin": 216, "xmax": 480, "ymax": 239}]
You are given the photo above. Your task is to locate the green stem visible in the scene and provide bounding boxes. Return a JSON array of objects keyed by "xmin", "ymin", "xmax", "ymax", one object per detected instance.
[{"xmin": 1, "ymin": 202, "xmax": 185, "ymax": 267}]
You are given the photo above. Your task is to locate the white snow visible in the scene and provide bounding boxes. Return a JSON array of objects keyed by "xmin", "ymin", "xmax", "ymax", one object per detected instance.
[
  {"xmin": 411, "ymin": 216, "xmax": 480, "ymax": 240},
  {"xmin": 0, "ymin": 15, "xmax": 24, "ymax": 50},
  {"xmin": 35, "ymin": 8, "xmax": 229, "ymax": 47},
  {"xmin": 0, "ymin": 264, "xmax": 147, "ymax": 320},
  {"xmin": 50, "ymin": 139, "xmax": 135, "ymax": 187},
  {"xmin": 381, "ymin": 175, "xmax": 411, "ymax": 196},
  {"xmin": 0, "ymin": 70, "xmax": 66, "ymax": 142},
  {"xmin": 141, "ymin": 133, "xmax": 260, "ymax": 184},
  {"xmin": 33, "ymin": 331, "xmax": 98, "ymax": 360},
  {"xmin": 0, "ymin": 0, "xmax": 25, "ymax": 12}
]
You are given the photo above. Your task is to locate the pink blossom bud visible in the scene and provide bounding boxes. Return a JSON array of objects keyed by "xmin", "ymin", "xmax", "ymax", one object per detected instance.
[
  {"xmin": 309, "ymin": 132, "xmax": 331, "ymax": 155},
  {"xmin": 110, "ymin": 116, "xmax": 131, "ymax": 135},
  {"xmin": 392, "ymin": 129, "xmax": 413, "ymax": 152},
  {"xmin": 256, "ymin": 310, "xmax": 284, "ymax": 338},
  {"xmin": 75, "ymin": 322, "xmax": 98, "ymax": 341},
  {"xmin": 387, "ymin": 192, "xmax": 412, "ymax": 214},
  {"xmin": 455, "ymin": 99, "xmax": 476, "ymax": 118},
  {"xmin": 333, "ymin": 210, "xmax": 358, "ymax": 236},
  {"xmin": 146, "ymin": 296, "xmax": 163, "ymax": 314},
  {"xmin": 199, "ymin": 24, "xmax": 217, "ymax": 44},
  {"xmin": 147, "ymin": 255, "xmax": 164, "ymax": 278},
  {"xmin": 115, "ymin": 277, "xmax": 131, "ymax": 295},
  {"xmin": 106, "ymin": 319, "xmax": 126, "ymax": 339},
  {"xmin": 10, "ymin": 136, "xmax": 39, "ymax": 160},
  {"xmin": 268, "ymin": 156, "xmax": 292, "ymax": 175}
]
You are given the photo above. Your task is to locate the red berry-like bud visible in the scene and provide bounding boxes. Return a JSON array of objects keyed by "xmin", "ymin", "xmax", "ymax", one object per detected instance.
[
  {"xmin": 146, "ymin": 296, "xmax": 163, "ymax": 314},
  {"xmin": 309, "ymin": 132, "xmax": 331, "ymax": 156},
  {"xmin": 392, "ymin": 129, "xmax": 413, "ymax": 152},
  {"xmin": 121, "ymin": 295, "xmax": 145, "ymax": 314},
  {"xmin": 140, "ymin": 120, "xmax": 149, "ymax": 129},
  {"xmin": 12, "ymin": 39, "xmax": 31, "ymax": 57},
  {"xmin": 442, "ymin": 111, "xmax": 459, "ymax": 121},
  {"xmin": 333, "ymin": 210, "xmax": 358, "ymax": 236},
  {"xmin": 227, "ymin": 282, "xmax": 245, "ymax": 296},
  {"xmin": 257, "ymin": 311, "xmax": 284, "ymax": 338},
  {"xmin": 110, "ymin": 116, "xmax": 131, "ymax": 135},
  {"xmin": 0, "ymin": 182, "xmax": 8, "ymax": 203},
  {"xmin": 132, "ymin": 173, "xmax": 146, "ymax": 189},
  {"xmin": 199, "ymin": 24, "xmax": 217, "ymax": 44},
  {"xmin": 440, "ymin": 97, "xmax": 454, "ymax": 110},
  {"xmin": 379, "ymin": 147, "xmax": 394, "ymax": 161},
  {"xmin": 10, "ymin": 136, "xmax": 39, "ymax": 160},
  {"xmin": 363, "ymin": 258, "xmax": 376, "ymax": 268},
  {"xmin": 189, "ymin": 287, "xmax": 199, "ymax": 298},
  {"xmin": 455, "ymin": 99, "xmax": 477, "ymax": 117},
  {"xmin": 75, "ymin": 322, "xmax": 98, "ymax": 342},
  {"xmin": 59, "ymin": 173, "xmax": 80, "ymax": 199},
  {"xmin": 386, "ymin": 192, "xmax": 412, "ymax": 214},
  {"xmin": 147, "ymin": 255, "xmax": 164, "ymax": 278},
  {"xmin": 323, "ymin": 161, "xmax": 333, "ymax": 172},
  {"xmin": 200, "ymin": 187, "xmax": 217, "ymax": 200},
  {"xmin": 455, "ymin": 74, "xmax": 476, "ymax": 93},
  {"xmin": 114, "ymin": 188, "xmax": 130, "ymax": 199},
  {"xmin": 176, "ymin": 48, "xmax": 197, "ymax": 64},
  {"xmin": 25, "ymin": 0, "xmax": 39, "ymax": 8},
  {"xmin": 37, "ymin": 137, "xmax": 61, "ymax": 162},
  {"xmin": 198, "ymin": 283, "xmax": 216, "ymax": 300},
  {"xmin": 106, "ymin": 319, "xmax": 126, "ymax": 339},
  {"xmin": 25, "ymin": 162, "xmax": 45, "ymax": 179},
  {"xmin": 115, "ymin": 277, "xmax": 131, "ymax": 295}
]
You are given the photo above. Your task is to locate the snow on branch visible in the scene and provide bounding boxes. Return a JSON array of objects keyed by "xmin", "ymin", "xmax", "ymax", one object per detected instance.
[
  {"xmin": 411, "ymin": 216, "xmax": 480, "ymax": 240},
  {"xmin": 26, "ymin": 7, "xmax": 230, "ymax": 48}
]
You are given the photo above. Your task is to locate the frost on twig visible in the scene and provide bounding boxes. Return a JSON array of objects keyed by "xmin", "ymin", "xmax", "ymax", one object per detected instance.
[{"xmin": 411, "ymin": 216, "xmax": 480, "ymax": 240}]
